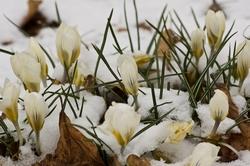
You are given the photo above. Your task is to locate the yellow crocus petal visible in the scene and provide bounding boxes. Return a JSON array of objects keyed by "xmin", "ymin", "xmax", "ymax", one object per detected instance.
[
  {"xmin": 72, "ymin": 68, "xmax": 85, "ymax": 87},
  {"xmin": 112, "ymin": 130, "xmax": 126, "ymax": 147},
  {"xmin": 133, "ymin": 54, "xmax": 152, "ymax": 68}
]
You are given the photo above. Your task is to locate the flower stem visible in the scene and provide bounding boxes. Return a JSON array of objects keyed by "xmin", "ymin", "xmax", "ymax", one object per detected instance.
[
  {"xmin": 210, "ymin": 120, "xmax": 220, "ymax": 137},
  {"xmin": 13, "ymin": 122, "xmax": 24, "ymax": 146},
  {"xmin": 35, "ymin": 132, "xmax": 41, "ymax": 156}
]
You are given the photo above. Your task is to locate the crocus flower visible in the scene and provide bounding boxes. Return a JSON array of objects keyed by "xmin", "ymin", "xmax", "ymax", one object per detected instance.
[
  {"xmin": 236, "ymin": 40, "xmax": 250, "ymax": 83},
  {"xmin": 209, "ymin": 89, "xmax": 229, "ymax": 122},
  {"xmin": 118, "ymin": 55, "xmax": 139, "ymax": 95},
  {"xmin": 101, "ymin": 102, "xmax": 141, "ymax": 147},
  {"xmin": 0, "ymin": 79, "xmax": 23, "ymax": 145},
  {"xmin": 205, "ymin": 10, "xmax": 225, "ymax": 49},
  {"xmin": 118, "ymin": 55, "xmax": 139, "ymax": 110},
  {"xmin": 240, "ymin": 69, "xmax": 250, "ymax": 98},
  {"xmin": 11, "ymin": 52, "xmax": 42, "ymax": 92},
  {"xmin": 28, "ymin": 37, "xmax": 48, "ymax": 85},
  {"xmin": 187, "ymin": 142, "xmax": 220, "ymax": 166},
  {"xmin": 165, "ymin": 120, "xmax": 194, "ymax": 144},
  {"xmin": 56, "ymin": 23, "xmax": 81, "ymax": 71},
  {"xmin": 209, "ymin": 89, "xmax": 229, "ymax": 136},
  {"xmin": 24, "ymin": 92, "xmax": 47, "ymax": 155},
  {"xmin": 190, "ymin": 29, "xmax": 205, "ymax": 60}
]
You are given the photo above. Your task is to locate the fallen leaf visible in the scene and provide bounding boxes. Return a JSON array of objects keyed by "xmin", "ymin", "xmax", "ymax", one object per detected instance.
[
  {"xmin": 127, "ymin": 154, "xmax": 151, "ymax": 166},
  {"xmin": 84, "ymin": 74, "xmax": 96, "ymax": 93},
  {"xmin": 107, "ymin": 155, "xmax": 121, "ymax": 166},
  {"xmin": 152, "ymin": 149, "xmax": 171, "ymax": 163},
  {"xmin": 33, "ymin": 111, "xmax": 105, "ymax": 166},
  {"xmin": 157, "ymin": 29, "xmax": 180, "ymax": 59},
  {"xmin": 21, "ymin": 0, "xmax": 59, "ymax": 36},
  {"xmin": 117, "ymin": 27, "xmax": 127, "ymax": 32},
  {"xmin": 137, "ymin": 22, "xmax": 152, "ymax": 31}
]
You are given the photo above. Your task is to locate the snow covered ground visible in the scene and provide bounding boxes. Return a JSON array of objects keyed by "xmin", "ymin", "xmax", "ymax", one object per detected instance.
[{"xmin": 0, "ymin": 0, "xmax": 250, "ymax": 165}]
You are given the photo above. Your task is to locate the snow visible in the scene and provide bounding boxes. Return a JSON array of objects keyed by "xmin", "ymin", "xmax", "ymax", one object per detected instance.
[
  {"xmin": 0, "ymin": 0, "xmax": 250, "ymax": 165},
  {"xmin": 128, "ymin": 88, "xmax": 192, "ymax": 121}
]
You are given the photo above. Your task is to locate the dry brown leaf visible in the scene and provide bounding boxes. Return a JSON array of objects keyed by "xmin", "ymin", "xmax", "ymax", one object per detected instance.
[
  {"xmin": 33, "ymin": 111, "xmax": 105, "ymax": 166},
  {"xmin": 117, "ymin": 27, "xmax": 128, "ymax": 32},
  {"xmin": 21, "ymin": 0, "xmax": 42, "ymax": 28},
  {"xmin": 157, "ymin": 29, "xmax": 180, "ymax": 58},
  {"xmin": 20, "ymin": 0, "xmax": 59, "ymax": 36},
  {"xmin": 126, "ymin": 154, "xmax": 151, "ymax": 166},
  {"xmin": 152, "ymin": 149, "xmax": 171, "ymax": 163},
  {"xmin": 107, "ymin": 155, "xmax": 121, "ymax": 166},
  {"xmin": 216, "ymin": 84, "xmax": 250, "ymax": 161},
  {"xmin": 84, "ymin": 75, "xmax": 96, "ymax": 93},
  {"xmin": 137, "ymin": 22, "xmax": 152, "ymax": 31}
]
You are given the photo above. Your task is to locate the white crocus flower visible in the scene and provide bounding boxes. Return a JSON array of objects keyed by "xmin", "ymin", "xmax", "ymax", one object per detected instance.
[
  {"xmin": 117, "ymin": 55, "xmax": 139, "ymax": 96},
  {"xmin": 240, "ymin": 68, "xmax": 250, "ymax": 97},
  {"xmin": 24, "ymin": 92, "xmax": 47, "ymax": 155},
  {"xmin": 28, "ymin": 37, "xmax": 48, "ymax": 85},
  {"xmin": 11, "ymin": 52, "xmax": 42, "ymax": 92},
  {"xmin": 101, "ymin": 102, "xmax": 141, "ymax": 147},
  {"xmin": 190, "ymin": 28, "xmax": 205, "ymax": 60},
  {"xmin": 209, "ymin": 89, "xmax": 229, "ymax": 121},
  {"xmin": 209, "ymin": 89, "xmax": 229, "ymax": 136},
  {"xmin": 0, "ymin": 79, "xmax": 24, "ymax": 145},
  {"xmin": 205, "ymin": 10, "xmax": 225, "ymax": 49},
  {"xmin": 118, "ymin": 55, "xmax": 139, "ymax": 110},
  {"xmin": 165, "ymin": 121, "xmax": 194, "ymax": 144},
  {"xmin": 236, "ymin": 40, "xmax": 250, "ymax": 83},
  {"xmin": 56, "ymin": 23, "xmax": 81, "ymax": 71},
  {"xmin": 187, "ymin": 142, "xmax": 220, "ymax": 166}
]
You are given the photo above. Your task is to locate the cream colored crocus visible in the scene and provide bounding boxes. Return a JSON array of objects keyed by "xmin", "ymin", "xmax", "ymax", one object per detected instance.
[
  {"xmin": 11, "ymin": 52, "xmax": 42, "ymax": 92},
  {"xmin": 118, "ymin": 55, "xmax": 139, "ymax": 109},
  {"xmin": 24, "ymin": 92, "xmax": 47, "ymax": 155},
  {"xmin": 165, "ymin": 120, "xmax": 194, "ymax": 144},
  {"xmin": 101, "ymin": 102, "xmax": 141, "ymax": 147},
  {"xmin": 118, "ymin": 55, "xmax": 139, "ymax": 96},
  {"xmin": 240, "ymin": 68, "xmax": 250, "ymax": 98},
  {"xmin": 190, "ymin": 29, "xmax": 205, "ymax": 60},
  {"xmin": 56, "ymin": 23, "xmax": 81, "ymax": 71},
  {"xmin": 28, "ymin": 37, "xmax": 48, "ymax": 86},
  {"xmin": 205, "ymin": 10, "xmax": 225, "ymax": 49},
  {"xmin": 236, "ymin": 40, "xmax": 250, "ymax": 83},
  {"xmin": 0, "ymin": 79, "xmax": 23, "ymax": 145},
  {"xmin": 187, "ymin": 142, "xmax": 220, "ymax": 166},
  {"xmin": 209, "ymin": 89, "xmax": 229, "ymax": 136}
]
